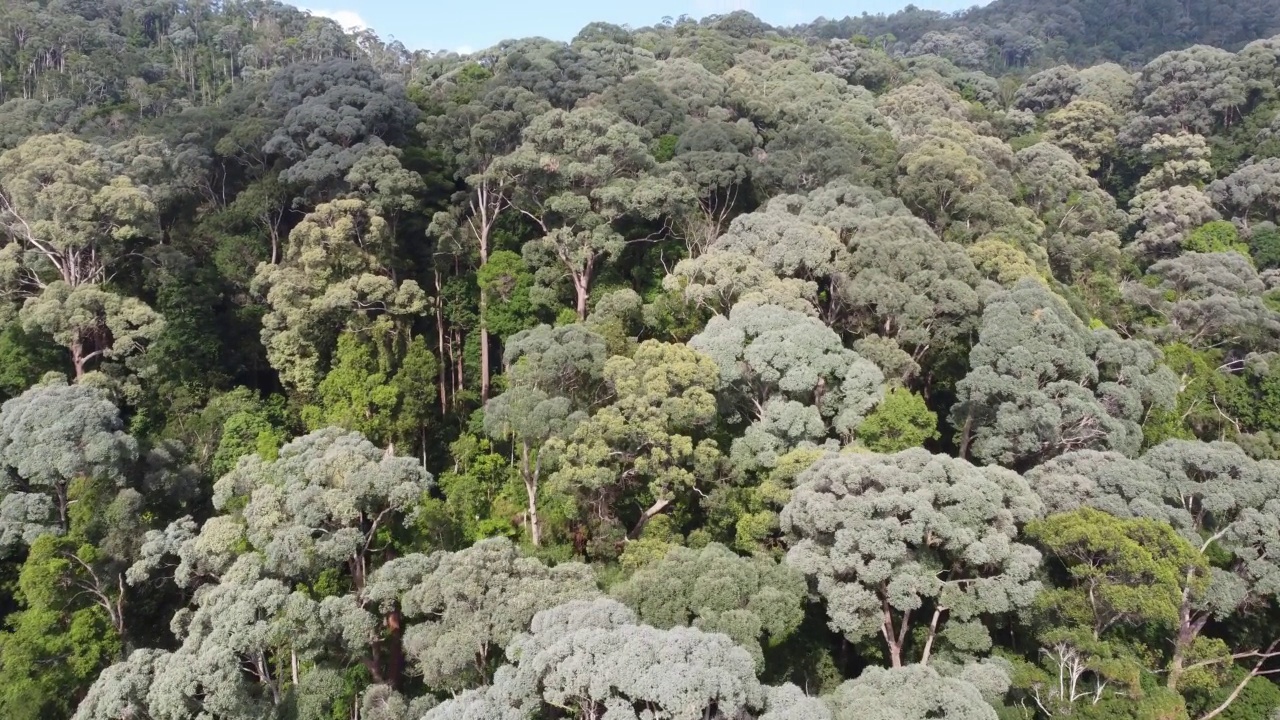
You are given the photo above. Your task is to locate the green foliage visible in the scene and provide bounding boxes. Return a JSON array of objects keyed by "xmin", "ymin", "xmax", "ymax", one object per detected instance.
[
  {"xmin": 0, "ymin": 323, "xmax": 65, "ymax": 401},
  {"xmin": 1183, "ymin": 221, "xmax": 1249, "ymax": 255},
  {"xmin": 9, "ymin": 3, "xmax": 1280, "ymax": 718},
  {"xmin": 856, "ymin": 387, "xmax": 939, "ymax": 453},
  {"xmin": 1250, "ymin": 223, "xmax": 1280, "ymax": 270},
  {"xmin": 1027, "ymin": 508, "xmax": 1207, "ymax": 638}
]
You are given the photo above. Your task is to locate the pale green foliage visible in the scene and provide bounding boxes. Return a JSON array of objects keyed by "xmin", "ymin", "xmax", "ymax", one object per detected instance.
[
  {"xmin": 611, "ymin": 542, "xmax": 807, "ymax": 667},
  {"xmin": 72, "ymin": 648, "xmax": 168, "ymax": 720},
  {"xmin": 81, "ymin": 554, "xmax": 377, "ymax": 720},
  {"xmin": 1136, "ymin": 46, "xmax": 1247, "ymax": 134},
  {"xmin": 548, "ymin": 340, "xmax": 723, "ymax": 532},
  {"xmin": 1014, "ymin": 143, "xmax": 1125, "ymax": 281},
  {"xmin": 140, "ymin": 427, "xmax": 433, "ymax": 587},
  {"xmin": 1137, "ymin": 132, "xmax": 1214, "ymax": 192},
  {"xmin": 0, "ymin": 134, "xmax": 156, "ymax": 291},
  {"xmin": 706, "ymin": 206, "xmax": 846, "ymax": 285},
  {"xmin": 500, "ymin": 323, "xmax": 607, "ymax": 402},
  {"xmin": 1015, "ymin": 65, "xmax": 1080, "ymax": 114},
  {"xmin": 426, "ymin": 598, "xmax": 768, "ymax": 720},
  {"xmin": 251, "ymin": 199, "xmax": 426, "ymax": 392},
  {"xmin": 1045, "ymin": 100, "xmax": 1120, "ymax": 172},
  {"xmin": 690, "ymin": 303, "xmax": 885, "ymax": 456},
  {"xmin": 782, "ymin": 449, "xmax": 1043, "ymax": 665},
  {"xmin": 827, "ymin": 665, "xmax": 998, "ymax": 720},
  {"xmin": 760, "ymin": 684, "xmax": 832, "ymax": 720},
  {"xmin": 1075, "ymin": 63, "xmax": 1138, "ymax": 111},
  {"xmin": 1128, "ymin": 184, "xmax": 1221, "ymax": 261},
  {"xmin": 363, "ymin": 537, "xmax": 599, "ymax": 690},
  {"xmin": 20, "ymin": 282, "xmax": 164, "ymax": 378},
  {"xmin": 664, "ymin": 252, "xmax": 820, "ymax": 317},
  {"xmin": 857, "ymin": 387, "xmax": 939, "ymax": 453},
  {"xmin": 1024, "ymin": 439, "xmax": 1280, "ymax": 691},
  {"xmin": 1125, "ymin": 251, "xmax": 1280, "ymax": 349},
  {"xmin": 951, "ymin": 279, "xmax": 1177, "ymax": 469},
  {"xmin": 1208, "ymin": 157, "xmax": 1280, "ymax": 224},
  {"xmin": 495, "ymin": 107, "xmax": 692, "ymax": 318},
  {"xmin": 0, "ymin": 381, "xmax": 137, "ymax": 549}
]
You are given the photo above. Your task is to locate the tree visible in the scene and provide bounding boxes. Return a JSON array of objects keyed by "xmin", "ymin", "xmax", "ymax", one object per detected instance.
[
  {"xmin": 251, "ymin": 199, "xmax": 426, "ymax": 393},
  {"xmin": 19, "ymin": 282, "xmax": 164, "ymax": 380},
  {"xmin": 1028, "ymin": 508, "xmax": 1206, "ymax": 641},
  {"xmin": 424, "ymin": 85, "xmax": 551, "ymax": 401},
  {"xmin": 951, "ymin": 279, "xmax": 1177, "ymax": 469},
  {"xmin": 1135, "ymin": 46, "xmax": 1248, "ymax": 135},
  {"xmin": 1045, "ymin": 100, "xmax": 1120, "ymax": 172},
  {"xmin": 781, "ymin": 449, "xmax": 1043, "ymax": 668},
  {"xmin": 494, "ymin": 107, "xmax": 692, "ymax": 319},
  {"xmin": 689, "ymin": 302, "xmax": 885, "ymax": 451},
  {"xmin": 0, "ymin": 134, "xmax": 155, "ymax": 293},
  {"xmin": 1124, "ymin": 252, "xmax": 1280, "ymax": 350},
  {"xmin": 548, "ymin": 340, "xmax": 722, "ymax": 540},
  {"xmin": 1128, "ymin": 185, "xmax": 1222, "ymax": 262},
  {"xmin": 363, "ymin": 537, "xmax": 599, "ymax": 690},
  {"xmin": 1208, "ymin": 158, "xmax": 1280, "ymax": 226},
  {"xmin": 132, "ymin": 427, "xmax": 434, "ymax": 689},
  {"xmin": 264, "ymin": 58, "xmax": 418, "ymax": 192},
  {"xmin": 424, "ymin": 598, "xmax": 768, "ymax": 720},
  {"xmin": 611, "ymin": 543, "xmax": 807, "ymax": 668},
  {"xmin": 0, "ymin": 381, "xmax": 137, "ymax": 544},
  {"xmin": 1015, "ymin": 65, "xmax": 1081, "ymax": 113},
  {"xmin": 827, "ymin": 664, "xmax": 1000, "ymax": 720},
  {"xmin": 857, "ymin": 387, "xmax": 940, "ymax": 453},
  {"xmin": 482, "ymin": 387, "xmax": 576, "ymax": 547},
  {"xmin": 1022, "ymin": 440, "xmax": 1280, "ymax": 717}
]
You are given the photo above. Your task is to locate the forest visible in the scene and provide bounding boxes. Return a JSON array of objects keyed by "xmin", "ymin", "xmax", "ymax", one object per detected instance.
[{"xmin": 6, "ymin": 0, "xmax": 1280, "ymax": 718}]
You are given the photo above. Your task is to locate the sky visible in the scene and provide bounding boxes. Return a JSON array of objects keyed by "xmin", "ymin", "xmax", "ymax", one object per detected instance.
[{"xmin": 297, "ymin": 1, "xmax": 987, "ymax": 54}]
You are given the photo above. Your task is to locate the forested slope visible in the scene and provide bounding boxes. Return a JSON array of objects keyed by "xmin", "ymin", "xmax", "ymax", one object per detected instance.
[
  {"xmin": 4, "ymin": 1, "xmax": 1280, "ymax": 719},
  {"xmin": 802, "ymin": 0, "xmax": 1280, "ymax": 67}
]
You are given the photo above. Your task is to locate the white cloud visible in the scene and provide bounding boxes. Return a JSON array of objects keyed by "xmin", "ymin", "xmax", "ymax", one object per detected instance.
[
  {"xmin": 301, "ymin": 7, "xmax": 367, "ymax": 31},
  {"xmin": 455, "ymin": 45, "xmax": 475, "ymax": 55}
]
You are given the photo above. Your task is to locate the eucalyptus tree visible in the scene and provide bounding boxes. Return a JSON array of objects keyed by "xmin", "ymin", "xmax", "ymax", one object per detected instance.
[
  {"xmin": 689, "ymin": 302, "xmax": 884, "ymax": 472},
  {"xmin": 424, "ymin": 598, "xmax": 768, "ymax": 720},
  {"xmin": 264, "ymin": 58, "xmax": 418, "ymax": 194},
  {"xmin": 1124, "ymin": 251, "xmax": 1280, "ymax": 350},
  {"xmin": 483, "ymin": 323, "xmax": 608, "ymax": 545},
  {"xmin": 251, "ymin": 199, "xmax": 427, "ymax": 393},
  {"xmin": 127, "ymin": 428, "xmax": 435, "ymax": 691},
  {"xmin": 827, "ymin": 665, "xmax": 1000, "ymax": 720},
  {"xmin": 0, "ymin": 381, "xmax": 138, "ymax": 544},
  {"xmin": 547, "ymin": 340, "xmax": 723, "ymax": 539},
  {"xmin": 493, "ymin": 106, "xmax": 693, "ymax": 320},
  {"xmin": 1024, "ymin": 440, "xmax": 1280, "ymax": 715},
  {"xmin": 611, "ymin": 542, "xmax": 807, "ymax": 668},
  {"xmin": 951, "ymin": 279, "xmax": 1177, "ymax": 469},
  {"xmin": 363, "ymin": 537, "xmax": 599, "ymax": 690},
  {"xmin": 424, "ymin": 85, "xmax": 551, "ymax": 400},
  {"xmin": 782, "ymin": 449, "xmax": 1043, "ymax": 668}
]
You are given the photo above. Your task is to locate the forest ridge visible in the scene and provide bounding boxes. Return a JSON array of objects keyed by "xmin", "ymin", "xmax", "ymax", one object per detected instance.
[{"xmin": 5, "ymin": 0, "xmax": 1280, "ymax": 719}]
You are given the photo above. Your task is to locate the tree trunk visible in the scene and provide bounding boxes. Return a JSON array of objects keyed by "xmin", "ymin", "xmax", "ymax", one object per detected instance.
[
  {"xmin": 1168, "ymin": 593, "xmax": 1207, "ymax": 690},
  {"xmin": 478, "ymin": 226, "xmax": 490, "ymax": 403},
  {"xmin": 629, "ymin": 498, "xmax": 672, "ymax": 539},
  {"xmin": 958, "ymin": 406, "xmax": 975, "ymax": 460},
  {"xmin": 574, "ymin": 277, "xmax": 589, "ymax": 321},
  {"xmin": 71, "ymin": 338, "xmax": 87, "ymax": 379},
  {"xmin": 920, "ymin": 606, "xmax": 945, "ymax": 665},
  {"xmin": 521, "ymin": 442, "xmax": 541, "ymax": 547},
  {"xmin": 435, "ymin": 271, "xmax": 448, "ymax": 414}
]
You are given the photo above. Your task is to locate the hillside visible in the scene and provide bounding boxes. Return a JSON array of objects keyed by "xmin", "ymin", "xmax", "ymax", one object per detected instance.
[
  {"xmin": 800, "ymin": 0, "xmax": 1280, "ymax": 67},
  {"xmin": 4, "ymin": 1, "xmax": 1280, "ymax": 719}
]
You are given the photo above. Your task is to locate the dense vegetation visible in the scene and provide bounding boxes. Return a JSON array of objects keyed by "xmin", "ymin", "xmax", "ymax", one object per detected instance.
[{"xmin": 6, "ymin": 0, "xmax": 1280, "ymax": 718}]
